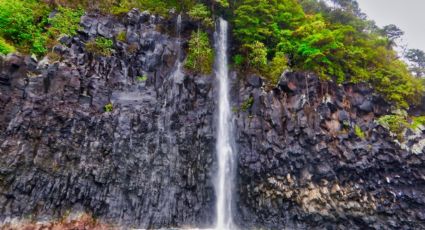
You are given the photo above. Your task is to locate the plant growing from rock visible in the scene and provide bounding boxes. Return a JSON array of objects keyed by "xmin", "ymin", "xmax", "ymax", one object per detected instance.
[
  {"xmin": 116, "ymin": 31, "xmax": 127, "ymax": 42},
  {"xmin": 240, "ymin": 96, "xmax": 254, "ymax": 112},
  {"xmin": 185, "ymin": 30, "xmax": 214, "ymax": 75},
  {"xmin": 0, "ymin": 37, "xmax": 15, "ymax": 54},
  {"xmin": 137, "ymin": 75, "xmax": 148, "ymax": 82},
  {"xmin": 85, "ymin": 37, "xmax": 113, "ymax": 56},
  {"xmin": 354, "ymin": 125, "xmax": 365, "ymax": 139},
  {"xmin": 104, "ymin": 103, "xmax": 113, "ymax": 112}
]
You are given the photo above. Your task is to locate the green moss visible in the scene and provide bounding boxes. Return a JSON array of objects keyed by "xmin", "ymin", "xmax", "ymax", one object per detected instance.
[
  {"xmin": 410, "ymin": 116, "xmax": 425, "ymax": 131},
  {"xmin": 85, "ymin": 37, "xmax": 113, "ymax": 56},
  {"xmin": 137, "ymin": 75, "xmax": 148, "ymax": 82},
  {"xmin": 116, "ymin": 31, "xmax": 127, "ymax": 42},
  {"xmin": 354, "ymin": 125, "xmax": 365, "ymax": 139},
  {"xmin": 104, "ymin": 103, "xmax": 113, "ymax": 112},
  {"xmin": 0, "ymin": 37, "xmax": 15, "ymax": 54},
  {"xmin": 240, "ymin": 96, "xmax": 254, "ymax": 112}
]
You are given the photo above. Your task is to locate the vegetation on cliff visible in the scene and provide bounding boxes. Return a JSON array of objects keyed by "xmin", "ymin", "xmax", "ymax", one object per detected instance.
[{"xmin": 0, "ymin": 0, "xmax": 423, "ymax": 109}]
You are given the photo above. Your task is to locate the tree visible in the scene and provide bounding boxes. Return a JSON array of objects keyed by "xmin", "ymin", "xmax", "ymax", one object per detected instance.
[
  {"xmin": 405, "ymin": 49, "xmax": 425, "ymax": 77},
  {"xmin": 188, "ymin": 3, "xmax": 213, "ymax": 28},
  {"xmin": 185, "ymin": 30, "xmax": 214, "ymax": 74},
  {"xmin": 381, "ymin": 24, "xmax": 404, "ymax": 47}
]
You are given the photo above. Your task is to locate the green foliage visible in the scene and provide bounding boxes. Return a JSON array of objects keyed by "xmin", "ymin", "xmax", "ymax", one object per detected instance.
[
  {"xmin": 48, "ymin": 7, "xmax": 84, "ymax": 37},
  {"xmin": 85, "ymin": 37, "xmax": 114, "ymax": 56},
  {"xmin": 232, "ymin": 0, "xmax": 423, "ymax": 108},
  {"xmin": 188, "ymin": 3, "xmax": 213, "ymax": 28},
  {"xmin": 0, "ymin": 0, "xmax": 84, "ymax": 56},
  {"xmin": 104, "ymin": 103, "xmax": 113, "ymax": 112},
  {"xmin": 116, "ymin": 31, "xmax": 127, "ymax": 42},
  {"xmin": 405, "ymin": 49, "xmax": 425, "ymax": 77},
  {"xmin": 0, "ymin": 0, "xmax": 50, "ymax": 55},
  {"xmin": 266, "ymin": 52, "xmax": 288, "ymax": 85},
  {"xmin": 410, "ymin": 116, "xmax": 425, "ymax": 131},
  {"xmin": 233, "ymin": 54, "xmax": 244, "ymax": 66},
  {"xmin": 0, "ymin": 37, "xmax": 15, "ymax": 54},
  {"xmin": 137, "ymin": 75, "xmax": 148, "ymax": 81},
  {"xmin": 185, "ymin": 30, "xmax": 214, "ymax": 74},
  {"xmin": 216, "ymin": 0, "xmax": 229, "ymax": 8},
  {"xmin": 377, "ymin": 113, "xmax": 425, "ymax": 140},
  {"xmin": 243, "ymin": 41, "xmax": 267, "ymax": 70},
  {"xmin": 354, "ymin": 125, "xmax": 365, "ymax": 139},
  {"xmin": 240, "ymin": 96, "xmax": 254, "ymax": 112},
  {"xmin": 377, "ymin": 114, "xmax": 409, "ymax": 140}
]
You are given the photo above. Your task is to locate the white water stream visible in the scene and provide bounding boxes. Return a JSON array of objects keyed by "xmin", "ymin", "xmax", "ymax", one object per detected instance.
[{"xmin": 214, "ymin": 18, "xmax": 237, "ymax": 230}]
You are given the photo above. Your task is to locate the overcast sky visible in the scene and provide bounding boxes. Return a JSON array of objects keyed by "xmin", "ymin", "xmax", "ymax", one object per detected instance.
[{"xmin": 356, "ymin": 0, "xmax": 425, "ymax": 52}]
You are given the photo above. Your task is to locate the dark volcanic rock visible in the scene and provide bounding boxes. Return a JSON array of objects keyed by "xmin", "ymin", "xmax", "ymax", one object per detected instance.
[
  {"xmin": 0, "ymin": 9, "xmax": 425, "ymax": 230},
  {"xmin": 235, "ymin": 72, "xmax": 425, "ymax": 230},
  {"xmin": 0, "ymin": 11, "xmax": 215, "ymax": 229}
]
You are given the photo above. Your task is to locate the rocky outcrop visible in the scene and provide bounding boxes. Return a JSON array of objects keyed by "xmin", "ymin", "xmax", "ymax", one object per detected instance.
[
  {"xmin": 0, "ymin": 10, "xmax": 216, "ymax": 228},
  {"xmin": 235, "ymin": 73, "xmax": 425, "ymax": 229},
  {"xmin": 0, "ymin": 9, "xmax": 425, "ymax": 230}
]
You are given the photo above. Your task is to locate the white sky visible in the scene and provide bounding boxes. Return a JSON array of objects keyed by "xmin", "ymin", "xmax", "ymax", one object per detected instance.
[{"xmin": 356, "ymin": 0, "xmax": 425, "ymax": 52}]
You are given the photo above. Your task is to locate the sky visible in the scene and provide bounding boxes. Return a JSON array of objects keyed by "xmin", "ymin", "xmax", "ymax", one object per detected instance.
[{"xmin": 356, "ymin": 0, "xmax": 425, "ymax": 52}]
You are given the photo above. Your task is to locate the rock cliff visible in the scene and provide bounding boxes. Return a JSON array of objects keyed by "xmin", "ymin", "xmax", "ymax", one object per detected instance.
[{"xmin": 0, "ymin": 9, "xmax": 424, "ymax": 229}]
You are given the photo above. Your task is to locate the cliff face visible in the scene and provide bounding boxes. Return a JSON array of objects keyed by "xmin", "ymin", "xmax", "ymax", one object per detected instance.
[
  {"xmin": 0, "ymin": 10, "xmax": 425, "ymax": 229},
  {"xmin": 0, "ymin": 10, "xmax": 216, "ymax": 228},
  {"xmin": 235, "ymin": 73, "xmax": 425, "ymax": 229}
]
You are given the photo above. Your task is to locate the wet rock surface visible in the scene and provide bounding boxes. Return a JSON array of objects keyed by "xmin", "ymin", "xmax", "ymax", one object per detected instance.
[
  {"xmin": 235, "ymin": 73, "xmax": 425, "ymax": 229},
  {"xmin": 0, "ymin": 9, "xmax": 425, "ymax": 230},
  {"xmin": 0, "ymin": 10, "xmax": 215, "ymax": 229}
]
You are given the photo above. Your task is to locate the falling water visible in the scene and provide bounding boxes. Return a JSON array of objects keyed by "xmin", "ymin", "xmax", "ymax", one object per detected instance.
[
  {"xmin": 172, "ymin": 14, "xmax": 184, "ymax": 82},
  {"xmin": 214, "ymin": 18, "xmax": 237, "ymax": 230}
]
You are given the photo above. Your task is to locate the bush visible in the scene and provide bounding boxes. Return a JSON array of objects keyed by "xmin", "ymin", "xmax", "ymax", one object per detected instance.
[
  {"xmin": 411, "ymin": 116, "xmax": 425, "ymax": 131},
  {"xmin": 48, "ymin": 6, "xmax": 84, "ymax": 38},
  {"xmin": 188, "ymin": 3, "xmax": 213, "ymax": 28},
  {"xmin": 85, "ymin": 37, "xmax": 113, "ymax": 56},
  {"xmin": 266, "ymin": 52, "xmax": 288, "ymax": 85},
  {"xmin": 243, "ymin": 41, "xmax": 268, "ymax": 70},
  {"xmin": 0, "ymin": 0, "xmax": 50, "ymax": 55},
  {"xmin": 116, "ymin": 31, "xmax": 127, "ymax": 42},
  {"xmin": 137, "ymin": 75, "xmax": 147, "ymax": 81},
  {"xmin": 354, "ymin": 125, "xmax": 365, "ymax": 139},
  {"xmin": 233, "ymin": 0, "xmax": 423, "ymax": 108},
  {"xmin": 104, "ymin": 103, "xmax": 113, "ymax": 112},
  {"xmin": 240, "ymin": 96, "xmax": 254, "ymax": 112},
  {"xmin": 233, "ymin": 54, "xmax": 244, "ymax": 67},
  {"xmin": 0, "ymin": 37, "xmax": 15, "ymax": 54},
  {"xmin": 185, "ymin": 30, "xmax": 214, "ymax": 74},
  {"xmin": 377, "ymin": 114, "xmax": 409, "ymax": 140}
]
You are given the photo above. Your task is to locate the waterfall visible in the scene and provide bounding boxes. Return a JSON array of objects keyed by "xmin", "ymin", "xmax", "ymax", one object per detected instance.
[
  {"xmin": 172, "ymin": 14, "xmax": 184, "ymax": 82},
  {"xmin": 214, "ymin": 18, "xmax": 237, "ymax": 230}
]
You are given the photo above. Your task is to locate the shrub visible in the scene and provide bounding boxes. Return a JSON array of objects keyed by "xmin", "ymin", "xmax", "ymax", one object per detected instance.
[
  {"xmin": 240, "ymin": 96, "xmax": 254, "ymax": 112},
  {"xmin": 48, "ymin": 7, "xmax": 83, "ymax": 37},
  {"xmin": 410, "ymin": 116, "xmax": 425, "ymax": 131},
  {"xmin": 188, "ymin": 3, "xmax": 213, "ymax": 28},
  {"xmin": 116, "ymin": 31, "xmax": 127, "ymax": 42},
  {"xmin": 0, "ymin": 0, "xmax": 50, "ymax": 55},
  {"xmin": 377, "ymin": 114, "xmax": 409, "ymax": 140},
  {"xmin": 354, "ymin": 125, "xmax": 365, "ymax": 139},
  {"xmin": 266, "ymin": 52, "xmax": 288, "ymax": 85},
  {"xmin": 0, "ymin": 37, "xmax": 15, "ymax": 54},
  {"xmin": 137, "ymin": 75, "xmax": 148, "ymax": 81},
  {"xmin": 104, "ymin": 103, "xmax": 113, "ymax": 112},
  {"xmin": 185, "ymin": 30, "xmax": 214, "ymax": 74},
  {"xmin": 85, "ymin": 37, "xmax": 113, "ymax": 56},
  {"xmin": 243, "ymin": 41, "xmax": 268, "ymax": 70},
  {"xmin": 233, "ymin": 54, "xmax": 244, "ymax": 67}
]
